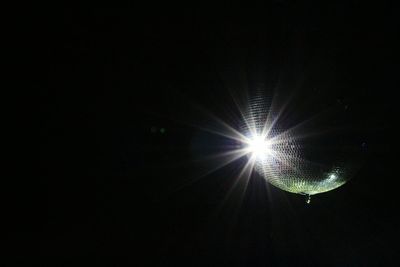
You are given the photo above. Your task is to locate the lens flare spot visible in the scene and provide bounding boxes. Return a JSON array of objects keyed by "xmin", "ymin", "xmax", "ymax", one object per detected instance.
[{"xmin": 246, "ymin": 136, "xmax": 272, "ymax": 160}]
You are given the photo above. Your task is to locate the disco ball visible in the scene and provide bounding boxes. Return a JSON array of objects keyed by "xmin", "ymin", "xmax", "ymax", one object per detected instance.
[
  {"xmin": 241, "ymin": 91, "xmax": 364, "ymax": 199},
  {"xmin": 251, "ymin": 132, "xmax": 349, "ymax": 196}
]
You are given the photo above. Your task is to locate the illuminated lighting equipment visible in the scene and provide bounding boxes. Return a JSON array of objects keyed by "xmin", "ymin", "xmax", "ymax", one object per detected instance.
[
  {"xmin": 232, "ymin": 90, "xmax": 361, "ymax": 204},
  {"xmin": 239, "ymin": 120, "xmax": 348, "ymax": 200},
  {"xmin": 193, "ymin": 85, "xmax": 363, "ymax": 204}
]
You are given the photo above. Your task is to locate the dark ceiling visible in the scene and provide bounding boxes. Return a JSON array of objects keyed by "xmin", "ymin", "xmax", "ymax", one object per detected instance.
[{"xmin": 37, "ymin": 3, "xmax": 398, "ymax": 266}]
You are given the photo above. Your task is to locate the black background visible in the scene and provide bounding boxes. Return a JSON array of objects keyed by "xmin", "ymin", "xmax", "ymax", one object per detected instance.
[{"xmin": 37, "ymin": 3, "xmax": 398, "ymax": 266}]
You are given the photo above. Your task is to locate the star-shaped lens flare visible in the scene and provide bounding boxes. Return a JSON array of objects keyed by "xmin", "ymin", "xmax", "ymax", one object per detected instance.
[
  {"xmin": 245, "ymin": 135, "xmax": 273, "ymax": 160},
  {"xmin": 183, "ymin": 90, "xmax": 358, "ymax": 204}
]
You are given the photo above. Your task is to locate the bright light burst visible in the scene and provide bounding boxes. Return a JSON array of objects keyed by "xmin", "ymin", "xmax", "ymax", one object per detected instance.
[
  {"xmin": 245, "ymin": 135, "xmax": 273, "ymax": 160},
  {"xmin": 186, "ymin": 89, "xmax": 351, "ymax": 204}
]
